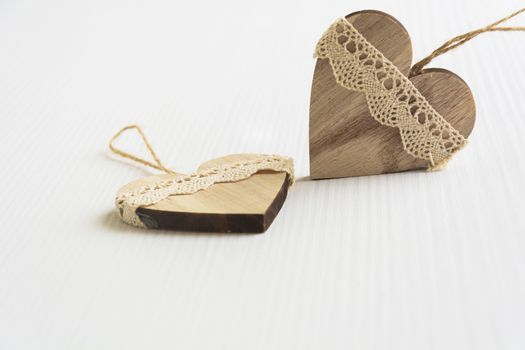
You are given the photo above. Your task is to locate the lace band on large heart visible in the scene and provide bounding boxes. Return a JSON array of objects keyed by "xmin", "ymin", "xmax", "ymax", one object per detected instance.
[
  {"xmin": 116, "ymin": 155, "xmax": 294, "ymax": 228},
  {"xmin": 315, "ymin": 18, "xmax": 467, "ymax": 170}
]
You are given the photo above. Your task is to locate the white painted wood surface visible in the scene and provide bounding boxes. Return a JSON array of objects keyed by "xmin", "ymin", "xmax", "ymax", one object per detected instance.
[{"xmin": 1, "ymin": 0, "xmax": 525, "ymax": 349}]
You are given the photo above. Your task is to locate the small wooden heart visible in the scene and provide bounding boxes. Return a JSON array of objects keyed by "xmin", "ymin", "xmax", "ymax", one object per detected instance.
[
  {"xmin": 309, "ymin": 10, "xmax": 476, "ymax": 179},
  {"xmin": 117, "ymin": 154, "xmax": 291, "ymax": 233}
]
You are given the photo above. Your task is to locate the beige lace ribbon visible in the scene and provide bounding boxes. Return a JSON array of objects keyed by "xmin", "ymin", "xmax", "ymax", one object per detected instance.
[
  {"xmin": 110, "ymin": 126, "xmax": 294, "ymax": 228},
  {"xmin": 315, "ymin": 18, "xmax": 467, "ymax": 170}
]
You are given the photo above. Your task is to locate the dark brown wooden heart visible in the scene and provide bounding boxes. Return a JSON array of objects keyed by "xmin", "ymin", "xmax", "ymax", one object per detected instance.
[{"xmin": 309, "ymin": 10, "xmax": 476, "ymax": 179}]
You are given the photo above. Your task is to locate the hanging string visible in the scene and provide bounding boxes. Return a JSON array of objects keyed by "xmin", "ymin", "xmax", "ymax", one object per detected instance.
[
  {"xmin": 109, "ymin": 125, "xmax": 175, "ymax": 174},
  {"xmin": 409, "ymin": 7, "xmax": 525, "ymax": 77}
]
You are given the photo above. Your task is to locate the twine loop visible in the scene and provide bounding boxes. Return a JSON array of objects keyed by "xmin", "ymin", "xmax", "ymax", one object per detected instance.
[{"xmin": 109, "ymin": 125, "xmax": 175, "ymax": 174}]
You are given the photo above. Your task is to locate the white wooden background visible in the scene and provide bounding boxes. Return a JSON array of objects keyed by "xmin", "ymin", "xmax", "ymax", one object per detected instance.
[{"xmin": 1, "ymin": 0, "xmax": 525, "ymax": 349}]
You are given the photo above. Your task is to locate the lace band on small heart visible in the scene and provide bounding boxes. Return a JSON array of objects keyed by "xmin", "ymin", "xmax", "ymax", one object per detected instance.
[{"xmin": 109, "ymin": 125, "xmax": 294, "ymax": 228}]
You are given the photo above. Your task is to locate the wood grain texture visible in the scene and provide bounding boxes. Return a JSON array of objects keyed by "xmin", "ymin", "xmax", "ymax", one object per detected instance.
[
  {"xmin": 309, "ymin": 10, "xmax": 413, "ymax": 179},
  {"xmin": 309, "ymin": 11, "xmax": 476, "ymax": 179},
  {"xmin": 117, "ymin": 154, "xmax": 290, "ymax": 232}
]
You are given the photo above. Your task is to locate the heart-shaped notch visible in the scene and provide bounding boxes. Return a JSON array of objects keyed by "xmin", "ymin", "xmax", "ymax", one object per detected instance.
[
  {"xmin": 309, "ymin": 10, "xmax": 476, "ymax": 179},
  {"xmin": 117, "ymin": 154, "xmax": 290, "ymax": 233}
]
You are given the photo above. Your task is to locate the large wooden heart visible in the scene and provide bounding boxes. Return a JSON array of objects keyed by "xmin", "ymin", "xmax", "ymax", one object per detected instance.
[
  {"xmin": 309, "ymin": 10, "xmax": 476, "ymax": 179},
  {"xmin": 117, "ymin": 154, "xmax": 290, "ymax": 233}
]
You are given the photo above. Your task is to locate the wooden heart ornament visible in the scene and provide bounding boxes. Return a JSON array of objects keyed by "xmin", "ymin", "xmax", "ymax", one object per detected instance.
[
  {"xmin": 309, "ymin": 10, "xmax": 476, "ymax": 179},
  {"xmin": 115, "ymin": 154, "xmax": 293, "ymax": 233}
]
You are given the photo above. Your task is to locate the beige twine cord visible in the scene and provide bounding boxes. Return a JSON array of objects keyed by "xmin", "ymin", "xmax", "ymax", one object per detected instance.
[
  {"xmin": 109, "ymin": 124, "xmax": 176, "ymax": 174},
  {"xmin": 409, "ymin": 7, "xmax": 525, "ymax": 77}
]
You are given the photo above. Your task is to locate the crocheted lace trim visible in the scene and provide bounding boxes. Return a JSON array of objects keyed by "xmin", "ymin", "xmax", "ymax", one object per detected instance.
[
  {"xmin": 315, "ymin": 18, "xmax": 467, "ymax": 170},
  {"xmin": 116, "ymin": 155, "xmax": 294, "ymax": 228}
]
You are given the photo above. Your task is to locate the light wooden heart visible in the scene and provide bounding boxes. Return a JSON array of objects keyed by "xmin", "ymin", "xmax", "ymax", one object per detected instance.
[
  {"xmin": 117, "ymin": 154, "xmax": 290, "ymax": 233},
  {"xmin": 309, "ymin": 10, "xmax": 476, "ymax": 179}
]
